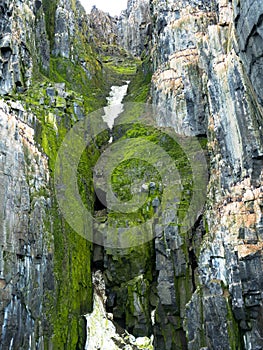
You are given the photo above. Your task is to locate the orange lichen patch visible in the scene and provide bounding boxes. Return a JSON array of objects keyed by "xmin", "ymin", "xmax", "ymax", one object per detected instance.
[
  {"xmin": 237, "ymin": 243, "xmax": 263, "ymax": 259},
  {"xmin": 0, "ymin": 279, "xmax": 6, "ymax": 289},
  {"xmin": 152, "ymin": 68, "xmax": 179, "ymax": 82},
  {"xmin": 212, "ymin": 180, "xmax": 263, "ymax": 237},
  {"xmin": 235, "ymin": 213, "xmax": 257, "ymax": 229},
  {"xmin": 156, "ymin": 69, "xmax": 178, "ymax": 81},
  {"xmin": 152, "ymin": 69, "xmax": 184, "ymax": 94},
  {"xmin": 220, "ymin": 203, "xmax": 257, "ymax": 229},
  {"xmin": 169, "ymin": 48, "xmax": 199, "ymax": 68}
]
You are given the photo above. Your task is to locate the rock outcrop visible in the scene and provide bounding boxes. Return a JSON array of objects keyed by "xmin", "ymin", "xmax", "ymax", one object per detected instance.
[
  {"xmin": 118, "ymin": 0, "xmax": 151, "ymax": 56},
  {"xmin": 233, "ymin": 0, "xmax": 263, "ymax": 107},
  {"xmin": 85, "ymin": 271, "xmax": 154, "ymax": 350},
  {"xmin": 0, "ymin": 99, "xmax": 53, "ymax": 348},
  {"xmin": 0, "ymin": 0, "xmax": 50, "ymax": 94},
  {"xmin": 145, "ymin": 0, "xmax": 263, "ymax": 348},
  {"xmin": 0, "ymin": 0, "xmax": 103, "ymax": 348},
  {"xmin": 88, "ymin": 6, "xmax": 118, "ymax": 47}
]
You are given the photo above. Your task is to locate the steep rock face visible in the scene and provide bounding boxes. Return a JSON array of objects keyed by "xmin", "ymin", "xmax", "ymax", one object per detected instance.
[
  {"xmin": 233, "ymin": 0, "xmax": 263, "ymax": 107},
  {"xmin": 0, "ymin": 0, "xmax": 262, "ymax": 349},
  {"xmin": 0, "ymin": 0, "xmax": 50, "ymax": 94},
  {"xmin": 0, "ymin": 0, "xmax": 141, "ymax": 348},
  {"xmin": 88, "ymin": 6, "xmax": 118, "ymax": 47},
  {"xmin": 0, "ymin": 99, "xmax": 53, "ymax": 348},
  {"xmin": 150, "ymin": 0, "xmax": 216, "ymax": 136},
  {"xmin": 0, "ymin": 0, "xmax": 105, "ymax": 348},
  {"xmin": 146, "ymin": 0, "xmax": 263, "ymax": 349},
  {"xmin": 0, "ymin": 82, "xmax": 96, "ymax": 349},
  {"xmin": 85, "ymin": 271, "xmax": 154, "ymax": 350},
  {"xmin": 51, "ymin": 0, "xmax": 101, "ymax": 81},
  {"xmin": 53, "ymin": 0, "xmax": 76, "ymax": 58},
  {"xmin": 118, "ymin": 0, "xmax": 151, "ymax": 56}
]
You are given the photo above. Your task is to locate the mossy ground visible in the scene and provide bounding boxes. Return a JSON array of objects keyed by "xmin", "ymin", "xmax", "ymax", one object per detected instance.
[
  {"xmin": 124, "ymin": 58, "xmax": 152, "ymax": 103},
  {"xmin": 108, "ymin": 123, "xmax": 193, "ymax": 228}
]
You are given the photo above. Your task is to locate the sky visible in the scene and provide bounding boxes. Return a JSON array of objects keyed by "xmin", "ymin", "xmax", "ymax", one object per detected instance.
[{"xmin": 80, "ymin": 0, "xmax": 128, "ymax": 16}]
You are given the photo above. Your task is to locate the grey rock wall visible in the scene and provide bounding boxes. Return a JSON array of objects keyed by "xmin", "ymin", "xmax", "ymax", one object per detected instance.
[
  {"xmin": 233, "ymin": 0, "xmax": 263, "ymax": 107},
  {"xmin": 150, "ymin": 1, "xmax": 216, "ymax": 136},
  {"xmin": 146, "ymin": 0, "xmax": 263, "ymax": 349},
  {"xmin": 88, "ymin": 6, "xmax": 118, "ymax": 46},
  {"xmin": 0, "ymin": 0, "xmax": 50, "ymax": 94},
  {"xmin": 0, "ymin": 0, "xmax": 262, "ymax": 349},
  {"xmin": 0, "ymin": 1, "xmax": 96, "ymax": 348},
  {"xmin": 118, "ymin": 0, "xmax": 151, "ymax": 56},
  {"xmin": 53, "ymin": 0, "xmax": 73, "ymax": 58},
  {"xmin": 0, "ymin": 100, "xmax": 53, "ymax": 349}
]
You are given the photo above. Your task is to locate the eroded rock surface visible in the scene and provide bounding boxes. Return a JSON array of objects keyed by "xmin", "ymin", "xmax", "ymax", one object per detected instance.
[
  {"xmin": 118, "ymin": 0, "xmax": 151, "ymax": 56},
  {"xmin": 0, "ymin": 0, "xmax": 49, "ymax": 94},
  {"xmin": 0, "ymin": 99, "xmax": 53, "ymax": 348},
  {"xmin": 145, "ymin": 0, "xmax": 263, "ymax": 348}
]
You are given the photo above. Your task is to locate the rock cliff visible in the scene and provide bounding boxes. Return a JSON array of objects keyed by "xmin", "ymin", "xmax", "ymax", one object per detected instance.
[
  {"xmin": 146, "ymin": 0, "xmax": 263, "ymax": 348},
  {"xmin": 0, "ymin": 0, "xmax": 104, "ymax": 348},
  {"xmin": 118, "ymin": 0, "xmax": 151, "ymax": 56},
  {"xmin": 0, "ymin": 0, "xmax": 262, "ymax": 349},
  {"xmin": 0, "ymin": 99, "xmax": 53, "ymax": 348}
]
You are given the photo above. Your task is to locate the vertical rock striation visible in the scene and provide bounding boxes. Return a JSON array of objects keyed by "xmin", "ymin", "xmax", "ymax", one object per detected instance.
[
  {"xmin": 0, "ymin": 0, "xmax": 103, "ymax": 348},
  {"xmin": 118, "ymin": 0, "xmax": 151, "ymax": 56},
  {"xmin": 144, "ymin": 0, "xmax": 263, "ymax": 348},
  {"xmin": 88, "ymin": 6, "xmax": 118, "ymax": 47},
  {"xmin": 233, "ymin": 0, "xmax": 263, "ymax": 107},
  {"xmin": 0, "ymin": 100, "xmax": 53, "ymax": 349},
  {"xmin": 0, "ymin": 0, "xmax": 50, "ymax": 94}
]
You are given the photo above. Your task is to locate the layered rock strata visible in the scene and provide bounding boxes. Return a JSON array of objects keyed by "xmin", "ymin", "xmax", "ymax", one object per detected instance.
[
  {"xmin": 0, "ymin": 99, "xmax": 52, "ymax": 348},
  {"xmin": 147, "ymin": 0, "xmax": 263, "ymax": 348}
]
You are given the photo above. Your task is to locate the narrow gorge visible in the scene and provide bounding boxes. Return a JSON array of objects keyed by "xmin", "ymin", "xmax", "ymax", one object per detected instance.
[{"xmin": 0, "ymin": 0, "xmax": 262, "ymax": 349}]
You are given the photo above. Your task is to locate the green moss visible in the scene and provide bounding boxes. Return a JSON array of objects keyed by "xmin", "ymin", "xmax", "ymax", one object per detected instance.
[
  {"xmin": 15, "ymin": 80, "xmax": 106, "ymax": 348},
  {"xmin": 12, "ymin": 11, "xmax": 209, "ymax": 346},
  {"xmin": 109, "ymin": 123, "xmax": 193, "ymax": 231},
  {"xmin": 50, "ymin": 215, "xmax": 93, "ymax": 349},
  {"xmin": 111, "ymin": 157, "xmax": 162, "ymax": 219},
  {"xmin": 198, "ymin": 136, "xmax": 208, "ymax": 150},
  {"xmin": 10, "ymin": 2, "xmax": 155, "ymax": 347},
  {"xmin": 42, "ymin": 0, "xmax": 58, "ymax": 49},
  {"xmin": 124, "ymin": 59, "xmax": 152, "ymax": 103},
  {"xmin": 225, "ymin": 294, "xmax": 243, "ymax": 349},
  {"xmin": 104, "ymin": 242, "xmax": 155, "ymax": 336},
  {"xmin": 48, "ymin": 57, "xmax": 106, "ymax": 112},
  {"xmin": 105, "ymin": 62, "xmax": 137, "ymax": 76}
]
